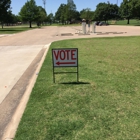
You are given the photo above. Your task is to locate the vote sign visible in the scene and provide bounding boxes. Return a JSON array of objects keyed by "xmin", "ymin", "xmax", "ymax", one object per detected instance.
[{"xmin": 52, "ymin": 48, "xmax": 78, "ymax": 67}]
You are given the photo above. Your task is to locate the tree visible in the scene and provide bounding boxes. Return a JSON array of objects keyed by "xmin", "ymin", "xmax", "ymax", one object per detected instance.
[
  {"xmin": 108, "ymin": 3, "xmax": 119, "ymax": 20},
  {"xmin": 74, "ymin": 11, "xmax": 80, "ymax": 22},
  {"xmin": 66, "ymin": 0, "xmax": 77, "ymax": 23},
  {"xmin": 36, "ymin": 6, "xmax": 47, "ymax": 26},
  {"xmin": 4, "ymin": 12, "xmax": 18, "ymax": 25},
  {"xmin": 130, "ymin": 0, "xmax": 140, "ymax": 19},
  {"xmin": 0, "ymin": 0, "xmax": 11, "ymax": 28},
  {"xmin": 94, "ymin": 2, "xmax": 119, "ymax": 22},
  {"xmin": 80, "ymin": 8, "xmax": 94, "ymax": 21},
  {"xmin": 47, "ymin": 13, "xmax": 54, "ymax": 24},
  {"xmin": 94, "ymin": 3, "xmax": 109, "ymax": 22},
  {"xmin": 55, "ymin": 4, "xmax": 67, "ymax": 24},
  {"xmin": 119, "ymin": 0, "xmax": 132, "ymax": 24},
  {"xmin": 55, "ymin": 1, "xmax": 77, "ymax": 24},
  {"xmin": 67, "ymin": 0, "xmax": 76, "ymax": 11},
  {"xmin": 19, "ymin": 0, "xmax": 38, "ymax": 28}
]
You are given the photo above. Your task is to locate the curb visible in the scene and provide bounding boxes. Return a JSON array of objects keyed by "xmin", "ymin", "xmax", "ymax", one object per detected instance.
[{"xmin": 2, "ymin": 43, "xmax": 51, "ymax": 140}]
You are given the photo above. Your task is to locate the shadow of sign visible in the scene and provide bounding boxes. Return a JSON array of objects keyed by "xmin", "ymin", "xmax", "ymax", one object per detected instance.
[{"xmin": 60, "ymin": 81, "xmax": 90, "ymax": 85}]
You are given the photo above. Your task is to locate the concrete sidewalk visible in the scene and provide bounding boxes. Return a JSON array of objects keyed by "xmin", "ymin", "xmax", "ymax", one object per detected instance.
[
  {"xmin": 0, "ymin": 45, "xmax": 44, "ymax": 104},
  {"xmin": 0, "ymin": 25, "xmax": 140, "ymax": 140}
]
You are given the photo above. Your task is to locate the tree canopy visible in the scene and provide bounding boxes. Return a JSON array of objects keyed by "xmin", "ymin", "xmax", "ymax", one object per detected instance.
[
  {"xmin": 130, "ymin": 0, "xmax": 140, "ymax": 19},
  {"xmin": 55, "ymin": 4, "xmax": 67, "ymax": 24},
  {"xmin": 66, "ymin": 0, "xmax": 77, "ymax": 22},
  {"xmin": 119, "ymin": 0, "xmax": 132, "ymax": 24},
  {"xmin": 19, "ymin": 0, "xmax": 39, "ymax": 28},
  {"xmin": 80, "ymin": 8, "xmax": 94, "ymax": 21},
  {"xmin": 0, "ymin": 0, "xmax": 11, "ymax": 28},
  {"xmin": 119, "ymin": 0, "xmax": 140, "ymax": 24},
  {"xmin": 47, "ymin": 13, "xmax": 54, "ymax": 24},
  {"xmin": 94, "ymin": 2, "xmax": 119, "ymax": 22},
  {"xmin": 36, "ymin": 6, "xmax": 47, "ymax": 25},
  {"xmin": 55, "ymin": 0, "xmax": 79, "ymax": 24},
  {"xmin": 2, "ymin": 0, "xmax": 140, "ymax": 26}
]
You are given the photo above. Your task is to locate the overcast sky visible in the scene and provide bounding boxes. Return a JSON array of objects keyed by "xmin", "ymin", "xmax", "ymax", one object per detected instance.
[{"xmin": 11, "ymin": 0, "xmax": 123, "ymax": 15}]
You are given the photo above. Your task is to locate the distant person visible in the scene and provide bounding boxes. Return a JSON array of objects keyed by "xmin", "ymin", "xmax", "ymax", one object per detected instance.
[
  {"xmin": 88, "ymin": 21, "xmax": 90, "ymax": 32},
  {"xmin": 94, "ymin": 21, "xmax": 96, "ymax": 33}
]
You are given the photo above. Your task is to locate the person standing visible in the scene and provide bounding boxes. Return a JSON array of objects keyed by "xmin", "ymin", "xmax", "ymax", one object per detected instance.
[{"xmin": 88, "ymin": 21, "xmax": 90, "ymax": 33}]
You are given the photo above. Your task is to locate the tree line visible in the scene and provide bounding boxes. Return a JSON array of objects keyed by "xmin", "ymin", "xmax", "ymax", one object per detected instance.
[
  {"xmin": 1, "ymin": 0, "xmax": 140, "ymax": 28},
  {"xmin": 55, "ymin": 0, "xmax": 140, "ymax": 25},
  {"xmin": 0, "ymin": 0, "xmax": 49, "ymax": 28}
]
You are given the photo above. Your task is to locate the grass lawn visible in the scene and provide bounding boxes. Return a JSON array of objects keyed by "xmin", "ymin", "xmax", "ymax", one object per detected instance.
[
  {"xmin": 0, "ymin": 26, "xmax": 38, "ymax": 34},
  {"xmin": 14, "ymin": 36, "xmax": 140, "ymax": 140},
  {"xmin": 109, "ymin": 19, "xmax": 140, "ymax": 26}
]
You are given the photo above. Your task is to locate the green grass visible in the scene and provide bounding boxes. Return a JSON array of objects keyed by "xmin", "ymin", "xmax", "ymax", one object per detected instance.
[
  {"xmin": 14, "ymin": 36, "xmax": 140, "ymax": 140},
  {"xmin": 109, "ymin": 19, "xmax": 140, "ymax": 26},
  {"xmin": 0, "ymin": 26, "xmax": 38, "ymax": 34}
]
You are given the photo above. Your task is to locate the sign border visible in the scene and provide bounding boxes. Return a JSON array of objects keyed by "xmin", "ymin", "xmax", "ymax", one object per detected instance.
[
  {"xmin": 52, "ymin": 48, "xmax": 79, "ymax": 83},
  {"xmin": 52, "ymin": 48, "xmax": 78, "ymax": 67}
]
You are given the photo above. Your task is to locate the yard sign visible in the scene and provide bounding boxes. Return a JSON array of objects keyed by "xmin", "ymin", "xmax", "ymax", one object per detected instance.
[{"xmin": 52, "ymin": 48, "xmax": 78, "ymax": 83}]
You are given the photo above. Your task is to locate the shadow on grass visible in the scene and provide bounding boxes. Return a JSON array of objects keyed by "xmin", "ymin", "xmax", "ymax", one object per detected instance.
[
  {"xmin": 0, "ymin": 27, "xmax": 37, "ymax": 32},
  {"xmin": 60, "ymin": 81, "xmax": 90, "ymax": 85},
  {"xmin": 0, "ymin": 29, "xmax": 26, "ymax": 32}
]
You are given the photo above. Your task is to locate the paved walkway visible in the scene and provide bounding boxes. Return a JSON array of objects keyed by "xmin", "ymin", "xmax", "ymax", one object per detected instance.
[{"xmin": 0, "ymin": 25, "xmax": 140, "ymax": 140}]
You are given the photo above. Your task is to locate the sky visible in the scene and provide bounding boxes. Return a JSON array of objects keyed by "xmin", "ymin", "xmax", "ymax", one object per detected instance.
[{"xmin": 11, "ymin": 0, "xmax": 123, "ymax": 16}]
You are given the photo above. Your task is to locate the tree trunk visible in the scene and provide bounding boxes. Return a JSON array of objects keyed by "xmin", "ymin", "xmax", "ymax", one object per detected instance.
[
  {"xmin": 127, "ymin": 17, "xmax": 130, "ymax": 24},
  {"xmin": 29, "ymin": 21, "xmax": 32, "ymax": 28},
  {"xmin": 2, "ymin": 23, "xmax": 4, "ymax": 29}
]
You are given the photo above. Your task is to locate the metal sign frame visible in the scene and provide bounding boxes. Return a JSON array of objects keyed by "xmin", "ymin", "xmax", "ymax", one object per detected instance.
[{"xmin": 52, "ymin": 48, "xmax": 79, "ymax": 83}]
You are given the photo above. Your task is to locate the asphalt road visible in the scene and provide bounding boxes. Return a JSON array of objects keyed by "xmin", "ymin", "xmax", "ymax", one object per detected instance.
[{"xmin": 1, "ymin": 25, "xmax": 140, "ymax": 140}]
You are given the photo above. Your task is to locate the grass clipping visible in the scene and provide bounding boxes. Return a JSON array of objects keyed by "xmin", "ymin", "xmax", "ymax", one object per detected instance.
[{"xmin": 15, "ymin": 36, "xmax": 140, "ymax": 140}]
